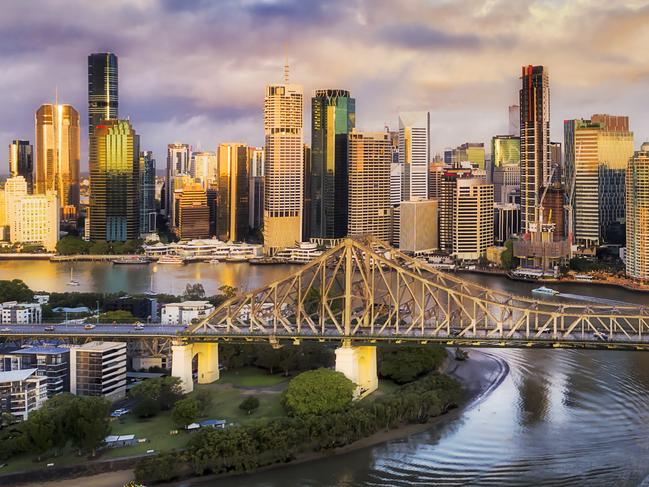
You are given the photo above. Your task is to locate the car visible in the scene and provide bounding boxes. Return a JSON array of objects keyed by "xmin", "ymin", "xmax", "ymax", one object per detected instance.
[
  {"xmin": 44, "ymin": 326, "xmax": 55, "ymax": 331},
  {"xmin": 134, "ymin": 324, "xmax": 144, "ymax": 330},
  {"xmin": 84, "ymin": 324, "xmax": 96, "ymax": 330},
  {"xmin": 593, "ymin": 331, "xmax": 609, "ymax": 341},
  {"xmin": 0, "ymin": 328, "xmax": 10, "ymax": 332}
]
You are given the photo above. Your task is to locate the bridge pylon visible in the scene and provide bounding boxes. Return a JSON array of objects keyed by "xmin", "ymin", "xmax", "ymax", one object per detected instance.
[
  {"xmin": 335, "ymin": 340, "xmax": 378, "ymax": 399},
  {"xmin": 171, "ymin": 341, "xmax": 219, "ymax": 393}
]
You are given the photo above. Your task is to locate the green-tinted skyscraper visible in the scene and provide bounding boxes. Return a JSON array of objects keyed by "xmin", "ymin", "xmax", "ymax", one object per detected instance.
[
  {"xmin": 308, "ymin": 89, "xmax": 355, "ymax": 239},
  {"xmin": 89, "ymin": 119, "xmax": 140, "ymax": 241}
]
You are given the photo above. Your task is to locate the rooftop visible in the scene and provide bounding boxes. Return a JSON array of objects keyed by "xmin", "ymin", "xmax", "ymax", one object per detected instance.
[
  {"xmin": 0, "ymin": 368, "xmax": 39, "ymax": 383},
  {"xmin": 10, "ymin": 346, "xmax": 69, "ymax": 355},
  {"xmin": 71, "ymin": 341, "xmax": 126, "ymax": 352}
]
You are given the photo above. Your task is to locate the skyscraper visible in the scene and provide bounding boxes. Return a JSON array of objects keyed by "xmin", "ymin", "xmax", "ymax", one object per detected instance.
[
  {"xmin": 399, "ymin": 112, "xmax": 430, "ymax": 200},
  {"xmin": 165, "ymin": 143, "xmax": 191, "ymax": 220},
  {"xmin": 175, "ymin": 183, "xmax": 210, "ymax": 240},
  {"xmin": 309, "ymin": 89, "xmax": 355, "ymax": 239},
  {"xmin": 191, "ymin": 151, "xmax": 217, "ymax": 188},
  {"xmin": 9, "ymin": 140, "xmax": 34, "ymax": 193},
  {"xmin": 88, "ymin": 53, "xmax": 118, "ymax": 174},
  {"xmin": 248, "ymin": 147, "xmax": 264, "ymax": 232},
  {"xmin": 491, "ymin": 136, "xmax": 520, "ymax": 170},
  {"xmin": 263, "ymin": 79, "xmax": 303, "ymax": 252},
  {"xmin": 34, "ymin": 104, "xmax": 81, "ymax": 217},
  {"xmin": 508, "ymin": 105, "xmax": 520, "ymax": 137},
  {"xmin": 626, "ymin": 149, "xmax": 649, "ymax": 282},
  {"xmin": 453, "ymin": 178, "xmax": 494, "ymax": 260},
  {"xmin": 216, "ymin": 143, "xmax": 249, "ymax": 242},
  {"xmin": 564, "ymin": 115, "xmax": 633, "ymax": 246},
  {"xmin": 519, "ymin": 65, "xmax": 550, "ymax": 235},
  {"xmin": 89, "ymin": 119, "xmax": 140, "ymax": 241},
  {"xmin": 347, "ymin": 131, "xmax": 391, "ymax": 241},
  {"xmin": 139, "ymin": 151, "xmax": 156, "ymax": 235}
]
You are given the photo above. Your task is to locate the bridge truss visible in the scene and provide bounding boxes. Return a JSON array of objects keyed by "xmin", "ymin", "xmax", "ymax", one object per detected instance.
[{"xmin": 188, "ymin": 237, "xmax": 649, "ymax": 349}]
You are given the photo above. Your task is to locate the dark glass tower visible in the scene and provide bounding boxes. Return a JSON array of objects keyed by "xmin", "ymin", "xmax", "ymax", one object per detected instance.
[
  {"xmin": 309, "ymin": 89, "xmax": 355, "ymax": 239},
  {"xmin": 8, "ymin": 140, "xmax": 34, "ymax": 193},
  {"xmin": 140, "ymin": 151, "xmax": 157, "ymax": 235},
  {"xmin": 88, "ymin": 53, "xmax": 118, "ymax": 163}
]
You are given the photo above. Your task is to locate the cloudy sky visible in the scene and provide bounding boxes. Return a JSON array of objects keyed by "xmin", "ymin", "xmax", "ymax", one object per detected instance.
[{"xmin": 2, "ymin": 0, "xmax": 649, "ymax": 175}]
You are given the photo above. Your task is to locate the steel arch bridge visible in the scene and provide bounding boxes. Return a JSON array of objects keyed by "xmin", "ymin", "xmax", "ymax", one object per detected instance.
[{"xmin": 187, "ymin": 237, "xmax": 649, "ymax": 351}]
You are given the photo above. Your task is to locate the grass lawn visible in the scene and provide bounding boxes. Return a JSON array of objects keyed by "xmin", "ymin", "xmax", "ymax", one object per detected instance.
[
  {"xmin": 1, "ymin": 368, "xmax": 290, "ymax": 474},
  {"xmin": 220, "ymin": 366, "xmax": 289, "ymax": 388}
]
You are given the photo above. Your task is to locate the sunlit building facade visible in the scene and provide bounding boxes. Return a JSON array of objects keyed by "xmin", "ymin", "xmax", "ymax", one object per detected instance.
[
  {"xmin": 263, "ymin": 82, "xmax": 303, "ymax": 252},
  {"xmin": 35, "ymin": 104, "xmax": 81, "ymax": 218},
  {"xmin": 175, "ymin": 182, "xmax": 210, "ymax": 240},
  {"xmin": 166, "ymin": 143, "xmax": 192, "ymax": 218},
  {"xmin": 309, "ymin": 89, "xmax": 355, "ymax": 239},
  {"xmin": 216, "ymin": 143, "xmax": 249, "ymax": 242},
  {"xmin": 453, "ymin": 178, "xmax": 494, "ymax": 260},
  {"xmin": 491, "ymin": 135, "xmax": 520, "ymax": 178},
  {"xmin": 89, "ymin": 119, "xmax": 140, "ymax": 241},
  {"xmin": 191, "ymin": 151, "xmax": 217, "ymax": 188},
  {"xmin": 399, "ymin": 111, "xmax": 430, "ymax": 200},
  {"xmin": 626, "ymin": 149, "xmax": 649, "ymax": 282},
  {"xmin": 347, "ymin": 131, "xmax": 391, "ymax": 241},
  {"xmin": 8, "ymin": 190, "xmax": 59, "ymax": 252},
  {"xmin": 8, "ymin": 140, "xmax": 34, "ymax": 194}
]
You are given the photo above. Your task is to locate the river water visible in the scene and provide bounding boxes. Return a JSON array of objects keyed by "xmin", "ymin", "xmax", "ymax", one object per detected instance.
[{"xmin": 2, "ymin": 261, "xmax": 649, "ymax": 485}]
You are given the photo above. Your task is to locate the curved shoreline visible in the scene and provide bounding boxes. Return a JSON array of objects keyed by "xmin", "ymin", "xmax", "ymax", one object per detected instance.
[{"xmin": 20, "ymin": 350, "xmax": 509, "ymax": 487}]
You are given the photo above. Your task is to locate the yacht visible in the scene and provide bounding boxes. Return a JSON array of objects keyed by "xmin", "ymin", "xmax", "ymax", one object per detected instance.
[
  {"xmin": 157, "ymin": 255, "xmax": 185, "ymax": 265},
  {"xmin": 532, "ymin": 286, "xmax": 559, "ymax": 296},
  {"xmin": 113, "ymin": 256, "xmax": 149, "ymax": 265},
  {"xmin": 209, "ymin": 258, "xmax": 221, "ymax": 264},
  {"xmin": 67, "ymin": 267, "xmax": 80, "ymax": 287}
]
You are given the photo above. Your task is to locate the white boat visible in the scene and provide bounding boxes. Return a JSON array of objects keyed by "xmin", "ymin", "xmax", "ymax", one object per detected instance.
[
  {"xmin": 209, "ymin": 258, "xmax": 220, "ymax": 264},
  {"xmin": 157, "ymin": 255, "xmax": 185, "ymax": 265},
  {"xmin": 532, "ymin": 286, "xmax": 559, "ymax": 296},
  {"xmin": 67, "ymin": 266, "xmax": 80, "ymax": 287}
]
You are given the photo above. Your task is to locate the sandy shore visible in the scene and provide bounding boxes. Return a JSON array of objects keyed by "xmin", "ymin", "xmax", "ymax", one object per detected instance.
[{"xmin": 21, "ymin": 350, "xmax": 509, "ymax": 487}]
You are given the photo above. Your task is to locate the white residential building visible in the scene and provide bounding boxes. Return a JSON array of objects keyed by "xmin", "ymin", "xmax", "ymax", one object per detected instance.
[
  {"xmin": 161, "ymin": 301, "xmax": 215, "ymax": 326},
  {"xmin": 7, "ymin": 188, "xmax": 59, "ymax": 251},
  {"xmin": 0, "ymin": 368, "xmax": 47, "ymax": 420},
  {"xmin": 0, "ymin": 302, "xmax": 42, "ymax": 324},
  {"xmin": 69, "ymin": 342, "xmax": 127, "ymax": 400},
  {"xmin": 275, "ymin": 242, "xmax": 323, "ymax": 263},
  {"xmin": 399, "ymin": 112, "xmax": 430, "ymax": 201}
]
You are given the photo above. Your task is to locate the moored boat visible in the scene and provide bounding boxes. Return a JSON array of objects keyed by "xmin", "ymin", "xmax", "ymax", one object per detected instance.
[{"xmin": 532, "ymin": 286, "xmax": 559, "ymax": 296}]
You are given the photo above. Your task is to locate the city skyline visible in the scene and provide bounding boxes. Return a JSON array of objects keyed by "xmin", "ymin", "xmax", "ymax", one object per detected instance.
[{"xmin": 2, "ymin": 1, "xmax": 649, "ymax": 174}]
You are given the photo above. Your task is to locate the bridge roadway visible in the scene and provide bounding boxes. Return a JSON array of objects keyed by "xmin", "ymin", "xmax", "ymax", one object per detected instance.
[{"xmin": 2, "ymin": 322, "xmax": 649, "ymax": 351}]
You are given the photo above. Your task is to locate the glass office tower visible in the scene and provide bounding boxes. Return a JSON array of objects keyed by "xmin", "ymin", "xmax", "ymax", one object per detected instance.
[{"xmin": 309, "ymin": 89, "xmax": 355, "ymax": 239}]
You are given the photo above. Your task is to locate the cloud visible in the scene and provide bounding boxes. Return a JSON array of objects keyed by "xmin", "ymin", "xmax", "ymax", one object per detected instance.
[{"xmin": 1, "ymin": 0, "xmax": 649, "ymax": 177}]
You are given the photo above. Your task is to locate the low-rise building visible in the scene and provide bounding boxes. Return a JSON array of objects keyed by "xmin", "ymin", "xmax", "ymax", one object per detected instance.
[
  {"xmin": 0, "ymin": 346, "xmax": 70, "ymax": 397},
  {"xmin": 161, "ymin": 301, "xmax": 215, "ymax": 326},
  {"xmin": 142, "ymin": 239, "xmax": 262, "ymax": 261},
  {"xmin": 275, "ymin": 242, "xmax": 323, "ymax": 263},
  {"xmin": 69, "ymin": 341, "xmax": 127, "ymax": 401},
  {"xmin": 0, "ymin": 368, "xmax": 47, "ymax": 420},
  {"xmin": 0, "ymin": 301, "xmax": 42, "ymax": 324}
]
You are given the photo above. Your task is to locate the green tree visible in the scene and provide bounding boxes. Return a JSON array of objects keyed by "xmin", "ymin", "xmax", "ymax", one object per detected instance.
[
  {"xmin": 379, "ymin": 346, "xmax": 446, "ymax": 384},
  {"xmin": 218, "ymin": 285, "xmax": 237, "ymax": 299},
  {"xmin": 501, "ymin": 239, "xmax": 518, "ymax": 270},
  {"xmin": 194, "ymin": 388, "xmax": 213, "ymax": 416},
  {"xmin": 133, "ymin": 396, "xmax": 161, "ymax": 418},
  {"xmin": 172, "ymin": 397, "xmax": 200, "ymax": 426},
  {"xmin": 22, "ymin": 409, "xmax": 55, "ymax": 461},
  {"xmin": 70, "ymin": 396, "xmax": 111, "ymax": 456},
  {"xmin": 89, "ymin": 241, "xmax": 111, "ymax": 255},
  {"xmin": 282, "ymin": 369, "xmax": 355, "ymax": 417},
  {"xmin": 56, "ymin": 236, "xmax": 91, "ymax": 255},
  {"xmin": 97, "ymin": 310, "xmax": 137, "ymax": 323},
  {"xmin": 130, "ymin": 376, "xmax": 184, "ymax": 411},
  {"xmin": 184, "ymin": 283, "xmax": 206, "ymax": 300},
  {"xmin": 0, "ymin": 279, "xmax": 34, "ymax": 302},
  {"xmin": 239, "ymin": 396, "xmax": 260, "ymax": 415}
]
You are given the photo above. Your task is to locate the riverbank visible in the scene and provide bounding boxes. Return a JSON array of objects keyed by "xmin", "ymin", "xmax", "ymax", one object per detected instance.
[{"xmin": 18, "ymin": 350, "xmax": 507, "ymax": 487}]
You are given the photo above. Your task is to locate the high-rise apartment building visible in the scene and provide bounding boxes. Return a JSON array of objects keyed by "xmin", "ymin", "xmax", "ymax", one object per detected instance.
[
  {"xmin": 347, "ymin": 131, "xmax": 391, "ymax": 241},
  {"xmin": 564, "ymin": 115, "xmax": 633, "ymax": 246},
  {"xmin": 439, "ymin": 167, "xmax": 473, "ymax": 252},
  {"xmin": 399, "ymin": 112, "xmax": 430, "ymax": 200},
  {"xmin": 8, "ymin": 140, "xmax": 34, "ymax": 193},
  {"xmin": 139, "ymin": 151, "xmax": 157, "ymax": 235},
  {"xmin": 175, "ymin": 182, "xmax": 210, "ymax": 240},
  {"xmin": 453, "ymin": 179, "xmax": 494, "ymax": 260},
  {"xmin": 309, "ymin": 89, "xmax": 355, "ymax": 239},
  {"xmin": 88, "ymin": 53, "xmax": 118, "ymax": 177},
  {"xmin": 248, "ymin": 147, "xmax": 264, "ymax": 232},
  {"xmin": 35, "ymin": 104, "xmax": 81, "ymax": 217},
  {"xmin": 626, "ymin": 149, "xmax": 649, "ymax": 282},
  {"xmin": 192, "ymin": 151, "xmax": 217, "ymax": 188},
  {"xmin": 69, "ymin": 341, "xmax": 126, "ymax": 400},
  {"xmin": 165, "ymin": 143, "xmax": 192, "ymax": 217},
  {"xmin": 216, "ymin": 143, "xmax": 249, "ymax": 242},
  {"xmin": 6, "ymin": 176, "xmax": 59, "ymax": 252},
  {"xmin": 263, "ymin": 81, "xmax": 303, "ymax": 252},
  {"xmin": 520, "ymin": 65, "xmax": 550, "ymax": 235},
  {"xmin": 89, "ymin": 119, "xmax": 140, "ymax": 241}
]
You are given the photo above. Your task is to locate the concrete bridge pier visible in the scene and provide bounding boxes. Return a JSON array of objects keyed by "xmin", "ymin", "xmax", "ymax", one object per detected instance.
[
  {"xmin": 335, "ymin": 343, "xmax": 378, "ymax": 399},
  {"xmin": 171, "ymin": 342, "xmax": 220, "ymax": 393}
]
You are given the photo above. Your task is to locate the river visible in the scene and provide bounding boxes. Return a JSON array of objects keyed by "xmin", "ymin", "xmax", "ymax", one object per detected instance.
[{"xmin": 3, "ymin": 261, "xmax": 649, "ymax": 485}]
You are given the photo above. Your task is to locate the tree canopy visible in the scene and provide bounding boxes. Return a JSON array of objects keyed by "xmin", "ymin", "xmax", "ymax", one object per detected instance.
[
  {"xmin": 239, "ymin": 396, "xmax": 260, "ymax": 415},
  {"xmin": 378, "ymin": 345, "xmax": 446, "ymax": 384},
  {"xmin": 0, "ymin": 279, "xmax": 34, "ymax": 303},
  {"xmin": 130, "ymin": 376, "xmax": 184, "ymax": 412},
  {"xmin": 97, "ymin": 310, "xmax": 138, "ymax": 323},
  {"xmin": 172, "ymin": 397, "xmax": 200, "ymax": 426},
  {"xmin": 282, "ymin": 369, "xmax": 355, "ymax": 417}
]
